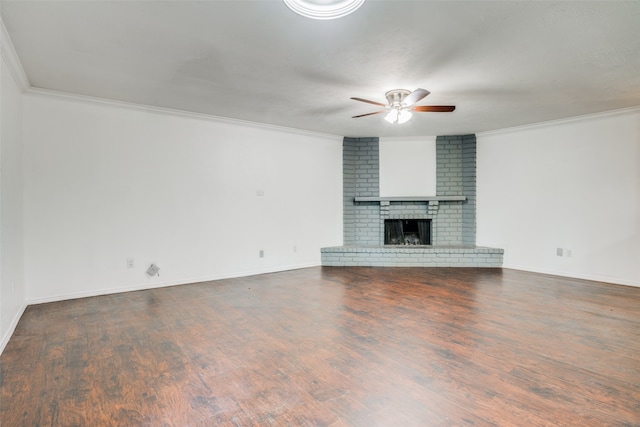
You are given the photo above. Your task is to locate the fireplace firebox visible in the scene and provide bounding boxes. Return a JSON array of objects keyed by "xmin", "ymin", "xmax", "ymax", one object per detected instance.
[{"xmin": 384, "ymin": 219, "xmax": 431, "ymax": 245}]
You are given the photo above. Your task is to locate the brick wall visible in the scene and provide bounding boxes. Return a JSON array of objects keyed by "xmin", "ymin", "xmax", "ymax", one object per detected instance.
[
  {"xmin": 343, "ymin": 137, "xmax": 380, "ymax": 245},
  {"xmin": 344, "ymin": 135, "xmax": 477, "ymax": 246},
  {"xmin": 461, "ymin": 135, "xmax": 477, "ymax": 245},
  {"xmin": 435, "ymin": 135, "xmax": 477, "ymax": 245}
]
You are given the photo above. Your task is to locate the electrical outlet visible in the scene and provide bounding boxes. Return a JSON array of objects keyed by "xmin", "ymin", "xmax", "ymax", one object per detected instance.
[
  {"xmin": 293, "ymin": 245, "xmax": 297, "ymax": 253},
  {"xmin": 556, "ymin": 248, "xmax": 563, "ymax": 257},
  {"xmin": 259, "ymin": 250, "xmax": 264, "ymax": 258},
  {"xmin": 146, "ymin": 263, "xmax": 160, "ymax": 277},
  {"xmin": 565, "ymin": 249, "xmax": 572, "ymax": 257},
  {"xmin": 127, "ymin": 258, "xmax": 135, "ymax": 268}
]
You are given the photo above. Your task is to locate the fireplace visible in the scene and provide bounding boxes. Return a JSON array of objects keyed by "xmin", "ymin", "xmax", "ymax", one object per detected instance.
[
  {"xmin": 322, "ymin": 135, "xmax": 504, "ymax": 267},
  {"xmin": 384, "ymin": 219, "xmax": 431, "ymax": 245}
]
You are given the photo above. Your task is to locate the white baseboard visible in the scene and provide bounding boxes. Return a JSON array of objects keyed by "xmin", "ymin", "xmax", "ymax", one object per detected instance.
[
  {"xmin": 25, "ymin": 262, "xmax": 321, "ymax": 306},
  {"xmin": 502, "ymin": 263, "xmax": 640, "ymax": 288},
  {"xmin": 4, "ymin": 264, "xmax": 320, "ymax": 355},
  {"xmin": 0, "ymin": 302, "xmax": 27, "ymax": 355}
]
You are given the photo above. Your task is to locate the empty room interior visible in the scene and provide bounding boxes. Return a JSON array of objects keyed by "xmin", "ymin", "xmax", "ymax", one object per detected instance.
[{"xmin": 1, "ymin": 1, "xmax": 639, "ymax": 426}]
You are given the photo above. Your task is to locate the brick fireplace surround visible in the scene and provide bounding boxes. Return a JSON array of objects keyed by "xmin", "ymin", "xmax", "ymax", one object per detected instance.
[{"xmin": 321, "ymin": 135, "xmax": 504, "ymax": 267}]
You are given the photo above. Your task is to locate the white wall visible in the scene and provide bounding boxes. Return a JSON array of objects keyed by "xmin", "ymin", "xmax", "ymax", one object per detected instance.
[
  {"xmin": 0, "ymin": 27, "xmax": 26, "ymax": 352},
  {"xmin": 23, "ymin": 93, "xmax": 343, "ymax": 303},
  {"xmin": 14, "ymin": 90, "xmax": 640, "ymax": 310},
  {"xmin": 477, "ymin": 109, "xmax": 640, "ymax": 287},
  {"xmin": 379, "ymin": 137, "xmax": 436, "ymax": 197}
]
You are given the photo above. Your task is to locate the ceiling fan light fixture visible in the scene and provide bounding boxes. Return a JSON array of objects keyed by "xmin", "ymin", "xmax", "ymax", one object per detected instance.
[
  {"xmin": 283, "ymin": 0, "xmax": 365, "ymax": 20},
  {"xmin": 351, "ymin": 88, "xmax": 454, "ymax": 123},
  {"xmin": 397, "ymin": 109, "xmax": 413, "ymax": 124},
  {"xmin": 385, "ymin": 109, "xmax": 399, "ymax": 124},
  {"xmin": 384, "ymin": 108, "xmax": 412, "ymax": 124}
]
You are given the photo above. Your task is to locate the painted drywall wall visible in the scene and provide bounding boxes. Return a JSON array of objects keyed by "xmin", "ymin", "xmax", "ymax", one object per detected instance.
[
  {"xmin": 23, "ymin": 93, "xmax": 343, "ymax": 303},
  {"xmin": 379, "ymin": 137, "xmax": 437, "ymax": 197},
  {"xmin": 477, "ymin": 109, "xmax": 640, "ymax": 286},
  {"xmin": 0, "ymin": 37, "xmax": 26, "ymax": 351}
]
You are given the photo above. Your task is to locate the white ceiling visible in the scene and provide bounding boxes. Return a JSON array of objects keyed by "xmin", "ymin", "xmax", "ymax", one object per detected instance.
[{"xmin": 1, "ymin": 0, "xmax": 639, "ymax": 137}]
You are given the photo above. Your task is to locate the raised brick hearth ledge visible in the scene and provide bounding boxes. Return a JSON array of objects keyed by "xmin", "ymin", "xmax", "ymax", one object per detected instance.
[{"xmin": 321, "ymin": 245, "xmax": 504, "ymax": 267}]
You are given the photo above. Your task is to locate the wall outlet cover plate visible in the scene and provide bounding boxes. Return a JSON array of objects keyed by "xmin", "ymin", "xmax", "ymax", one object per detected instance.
[{"xmin": 146, "ymin": 264, "xmax": 160, "ymax": 276}]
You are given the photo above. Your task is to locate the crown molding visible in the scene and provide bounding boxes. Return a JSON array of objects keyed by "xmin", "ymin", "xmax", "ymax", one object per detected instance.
[
  {"xmin": 379, "ymin": 136, "xmax": 437, "ymax": 143},
  {"xmin": 477, "ymin": 105, "xmax": 640, "ymax": 138},
  {"xmin": 19, "ymin": 85, "xmax": 640, "ymax": 142},
  {"xmin": 24, "ymin": 87, "xmax": 343, "ymax": 141},
  {"xmin": 0, "ymin": 17, "xmax": 30, "ymax": 90}
]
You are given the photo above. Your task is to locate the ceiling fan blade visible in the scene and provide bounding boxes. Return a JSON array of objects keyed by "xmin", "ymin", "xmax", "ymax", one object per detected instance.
[
  {"xmin": 352, "ymin": 111, "xmax": 386, "ymax": 118},
  {"xmin": 411, "ymin": 105, "xmax": 456, "ymax": 112},
  {"xmin": 402, "ymin": 88, "xmax": 430, "ymax": 106},
  {"xmin": 350, "ymin": 97, "xmax": 387, "ymax": 107}
]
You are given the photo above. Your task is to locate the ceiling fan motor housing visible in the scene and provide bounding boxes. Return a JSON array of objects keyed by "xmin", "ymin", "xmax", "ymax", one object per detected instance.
[{"xmin": 385, "ymin": 89, "xmax": 411, "ymax": 107}]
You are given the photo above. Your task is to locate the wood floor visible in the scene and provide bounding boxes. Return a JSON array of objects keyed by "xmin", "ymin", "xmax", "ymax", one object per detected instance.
[{"xmin": 1, "ymin": 267, "xmax": 639, "ymax": 426}]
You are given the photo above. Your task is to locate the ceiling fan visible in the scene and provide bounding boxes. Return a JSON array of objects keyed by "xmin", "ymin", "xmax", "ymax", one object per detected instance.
[{"xmin": 351, "ymin": 88, "xmax": 455, "ymax": 124}]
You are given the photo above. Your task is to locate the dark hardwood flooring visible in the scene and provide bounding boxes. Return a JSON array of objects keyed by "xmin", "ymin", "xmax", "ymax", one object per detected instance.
[{"xmin": 1, "ymin": 267, "xmax": 639, "ymax": 426}]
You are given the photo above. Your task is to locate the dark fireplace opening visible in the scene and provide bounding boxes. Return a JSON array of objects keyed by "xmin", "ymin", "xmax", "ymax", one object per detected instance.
[{"xmin": 384, "ymin": 219, "xmax": 431, "ymax": 245}]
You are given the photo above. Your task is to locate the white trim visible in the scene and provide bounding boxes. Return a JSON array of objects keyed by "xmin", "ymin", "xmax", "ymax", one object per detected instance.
[
  {"xmin": 22, "ymin": 262, "xmax": 640, "ymax": 306},
  {"xmin": 24, "ymin": 87, "xmax": 343, "ymax": 141},
  {"xmin": 2, "ymin": 12, "xmax": 340, "ymax": 141},
  {"xmin": 477, "ymin": 105, "xmax": 640, "ymax": 138},
  {"xmin": 25, "ymin": 262, "xmax": 321, "ymax": 306},
  {"xmin": 0, "ymin": 18, "xmax": 29, "ymax": 90},
  {"xmin": 379, "ymin": 136, "xmax": 437, "ymax": 143},
  {"xmin": 0, "ymin": 302, "xmax": 27, "ymax": 355},
  {"xmin": 502, "ymin": 263, "xmax": 640, "ymax": 289}
]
